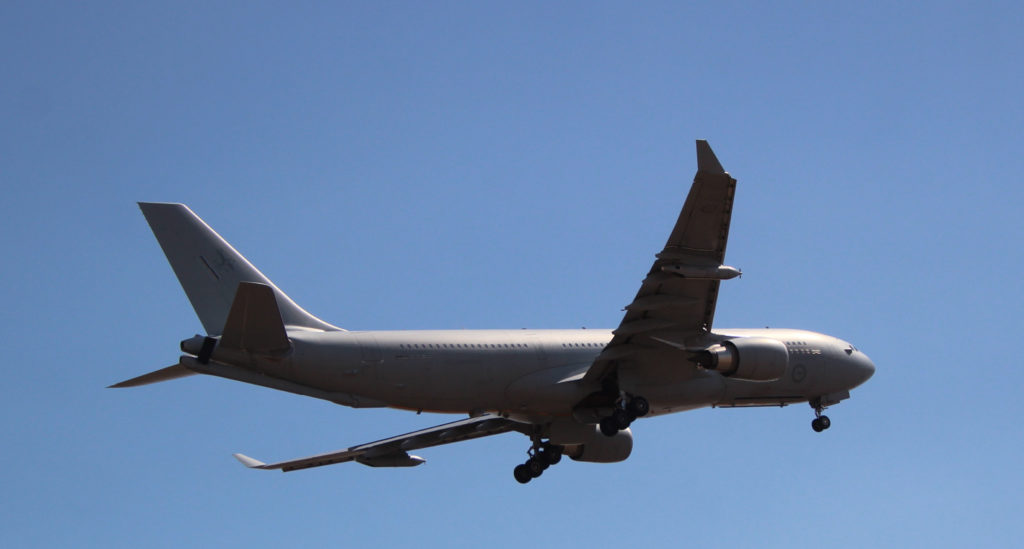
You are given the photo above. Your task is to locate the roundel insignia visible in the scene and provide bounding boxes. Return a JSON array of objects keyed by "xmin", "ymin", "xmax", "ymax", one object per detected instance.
[{"xmin": 792, "ymin": 364, "xmax": 807, "ymax": 383}]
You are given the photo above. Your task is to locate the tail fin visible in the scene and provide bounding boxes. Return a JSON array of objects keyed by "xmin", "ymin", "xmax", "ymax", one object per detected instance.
[{"xmin": 139, "ymin": 203, "xmax": 341, "ymax": 334}]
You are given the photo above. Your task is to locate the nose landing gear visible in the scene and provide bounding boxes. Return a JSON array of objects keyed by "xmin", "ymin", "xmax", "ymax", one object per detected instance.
[{"xmin": 810, "ymin": 397, "xmax": 831, "ymax": 432}]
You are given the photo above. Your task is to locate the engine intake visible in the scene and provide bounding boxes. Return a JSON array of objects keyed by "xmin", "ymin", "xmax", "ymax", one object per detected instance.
[{"xmin": 692, "ymin": 337, "xmax": 789, "ymax": 382}]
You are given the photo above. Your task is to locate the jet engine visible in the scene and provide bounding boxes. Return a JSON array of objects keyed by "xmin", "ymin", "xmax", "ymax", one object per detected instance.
[
  {"xmin": 564, "ymin": 427, "xmax": 633, "ymax": 463},
  {"xmin": 692, "ymin": 337, "xmax": 789, "ymax": 382}
]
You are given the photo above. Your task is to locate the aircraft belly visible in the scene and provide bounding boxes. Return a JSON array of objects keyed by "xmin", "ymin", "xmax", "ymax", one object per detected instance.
[
  {"xmin": 504, "ymin": 363, "xmax": 591, "ymax": 416},
  {"xmin": 372, "ymin": 359, "xmax": 502, "ymax": 411},
  {"xmin": 639, "ymin": 373, "xmax": 727, "ymax": 414},
  {"xmin": 716, "ymin": 365, "xmax": 815, "ymax": 406}
]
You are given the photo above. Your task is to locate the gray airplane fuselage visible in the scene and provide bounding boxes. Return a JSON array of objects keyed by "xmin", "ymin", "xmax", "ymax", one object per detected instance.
[{"xmin": 205, "ymin": 327, "xmax": 873, "ymax": 422}]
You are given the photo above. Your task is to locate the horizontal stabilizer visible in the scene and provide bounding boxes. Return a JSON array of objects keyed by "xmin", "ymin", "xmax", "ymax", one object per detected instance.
[
  {"xmin": 220, "ymin": 282, "xmax": 290, "ymax": 353},
  {"xmin": 109, "ymin": 363, "xmax": 197, "ymax": 388}
]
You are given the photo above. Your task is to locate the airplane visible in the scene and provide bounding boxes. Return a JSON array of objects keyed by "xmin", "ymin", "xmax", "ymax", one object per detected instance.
[{"xmin": 112, "ymin": 140, "xmax": 875, "ymax": 484}]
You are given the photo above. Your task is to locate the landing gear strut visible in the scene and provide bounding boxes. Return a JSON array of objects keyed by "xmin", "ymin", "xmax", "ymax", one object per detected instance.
[
  {"xmin": 513, "ymin": 438, "xmax": 564, "ymax": 484},
  {"xmin": 810, "ymin": 398, "xmax": 831, "ymax": 433},
  {"xmin": 599, "ymin": 395, "xmax": 649, "ymax": 437}
]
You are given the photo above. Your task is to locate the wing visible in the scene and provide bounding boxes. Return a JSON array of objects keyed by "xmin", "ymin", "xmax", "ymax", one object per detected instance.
[
  {"xmin": 584, "ymin": 140, "xmax": 738, "ymax": 383},
  {"xmin": 233, "ymin": 414, "xmax": 525, "ymax": 471}
]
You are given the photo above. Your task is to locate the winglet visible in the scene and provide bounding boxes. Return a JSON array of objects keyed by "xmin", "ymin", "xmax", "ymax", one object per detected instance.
[
  {"xmin": 233, "ymin": 453, "xmax": 267, "ymax": 468},
  {"xmin": 696, "ymin": 140, "xmax": 725, "ymax": 174}
]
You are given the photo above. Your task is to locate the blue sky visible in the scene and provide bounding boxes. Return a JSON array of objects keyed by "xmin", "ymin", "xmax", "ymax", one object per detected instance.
[{"xmin": 2, "ymin": 2, "xmax": 1022, "ymax": 547}]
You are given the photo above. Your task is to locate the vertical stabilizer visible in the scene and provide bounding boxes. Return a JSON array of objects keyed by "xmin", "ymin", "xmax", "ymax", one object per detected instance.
[{"xmin": 139, "ymin": 203, "xmax": 341, "ymax": 334}]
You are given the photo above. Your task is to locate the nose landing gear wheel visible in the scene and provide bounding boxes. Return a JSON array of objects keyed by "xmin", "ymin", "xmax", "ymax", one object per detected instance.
[
  {"xmin": 811, "ymin": 415, "xmax": 831, "ymax": 432},
  {"xmin": 809, "ymin": 397, "xmax": 832, "ymax": 433}
]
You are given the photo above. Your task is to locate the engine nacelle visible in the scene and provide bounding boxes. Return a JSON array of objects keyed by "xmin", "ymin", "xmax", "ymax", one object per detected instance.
[
  {"xmin": 564, "ymin": 427, "xmax": 633, "ymax": 463},
  {"xmin": 693, "ymin": 337, "xmax": 789, "ymax": 382}
]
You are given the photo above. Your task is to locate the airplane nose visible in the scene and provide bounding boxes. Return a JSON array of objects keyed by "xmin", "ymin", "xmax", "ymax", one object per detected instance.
[{"xmin": 853, "ymin": 351, "xmax": 876, "ymax": 386}]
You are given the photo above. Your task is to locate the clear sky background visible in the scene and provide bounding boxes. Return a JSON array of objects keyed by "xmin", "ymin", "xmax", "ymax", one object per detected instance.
[{"xmin": 2, "ymin": 2, "xmax": 1022, "ymax": 547}]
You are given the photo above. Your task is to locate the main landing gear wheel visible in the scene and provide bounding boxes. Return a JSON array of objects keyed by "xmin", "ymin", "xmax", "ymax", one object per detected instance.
[
  {"xmin": 627, "ymin": 396, "xmax": 650, "ymax": 418},
  {"xmin": 513, "ymin": 464, "xmax": 532, "ymax": 484},
  {"xmin": 612, "ymin": 408, "xmax": 632, "ymax": 429},
  {"xmin": 538, "ymin": 444, "xmax": 562, "ymax": 466},
  {"xmin": 513, "ymin": 440, "xmax": 564, "ymax": 484},
  {"xmin": 599, "ymin": 395, "xmax": 649, "ymax": 437},
  {"xmin": 599, "ymin": 416, "xmax": 619, "ymax": 437}
]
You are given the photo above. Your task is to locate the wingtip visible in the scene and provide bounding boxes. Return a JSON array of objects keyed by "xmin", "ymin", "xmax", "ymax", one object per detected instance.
[
  {"xmin": 696, "ymin": 140, "xmax": 725, "ymax": 174},
  {"xmin": 233, "ymin": 453, "xmax": 266, "ymax": 468},
  {"xmin": 138, "ymin": 201, "xmax": 187, "ymax": 207}
]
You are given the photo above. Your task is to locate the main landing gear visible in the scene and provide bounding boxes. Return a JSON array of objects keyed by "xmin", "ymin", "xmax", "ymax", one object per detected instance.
[
  {"xmin": 810, "ymin": 398, "xmax": 831, "ymax": 433},
  {"xmin": 513, "ymin": 439, "xmax": 564, "ymax": 484},
  {"xmin": 599, "ymin": 395, "xmax": 649, "ymax": 437}
]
